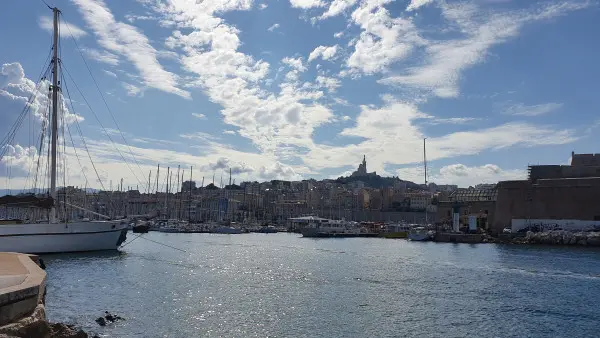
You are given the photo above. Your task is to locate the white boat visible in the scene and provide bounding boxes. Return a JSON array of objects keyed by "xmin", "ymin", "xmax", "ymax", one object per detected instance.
[
  {"xmin": 408, "ymin": 227, "xmax": 433, "ymax": 241},
  {"xmin": 0, "ymin": 8, "xmax": 128, "ymax": 254},
  {"xmin": 0, "ymin": 220, "xmax": 128, "ymax": 253},
  {"xmin": 213, "ymin": 226, "xmax": 243, "ymax": 234}
]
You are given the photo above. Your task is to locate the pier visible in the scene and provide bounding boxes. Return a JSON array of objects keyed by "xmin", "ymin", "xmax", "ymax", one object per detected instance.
[{"xmin": 0, "ymin": 252, "xmax": 46, "ymax": 331}]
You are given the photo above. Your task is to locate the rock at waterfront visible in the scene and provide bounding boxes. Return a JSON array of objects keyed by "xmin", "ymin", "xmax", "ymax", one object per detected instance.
[
  {"xmin": 0, "ymin": 305, "xmax": 90, "ymax": 338},
  {"xmin": 587, "ymin": 233, "xmax": 600, "ymax": 246},
  {"xmin": 94, "ymin": 318, "xmax": 106, "ymax": 327},
  {"xmin": 48, "ymin": 323, "xmax": 88, "ymax": 338},
  {"xmin": 513, "ymin": 230, "xmax": 600, "ymax": 247}
]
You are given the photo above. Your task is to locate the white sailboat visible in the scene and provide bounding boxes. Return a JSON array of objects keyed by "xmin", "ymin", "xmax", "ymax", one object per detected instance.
[{"xmin": 0, "ymin": 7, "xmax": 128, "ymax": 253}]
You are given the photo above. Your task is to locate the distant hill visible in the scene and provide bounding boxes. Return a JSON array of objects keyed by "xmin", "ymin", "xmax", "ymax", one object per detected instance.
[
  {"xmin": 335, "ymin": 174, "xmax": 423, "ymax": 190},
  {"xmin": 0, "ymin": 187, "xmax": 98, "ymax": 197}
]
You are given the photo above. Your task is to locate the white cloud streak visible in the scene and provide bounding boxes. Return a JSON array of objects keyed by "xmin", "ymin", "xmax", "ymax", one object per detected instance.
[
  {"xmin": 504, "ymin": 102, "xmax": 563, "ymax": 117},
  {"xmin": 397, "ymin": 163, "xmax": 526, "ymax": 187},
  {"xmin": 71, "ymin": 0, "xmax": 190, "ymax": 99},
  {"xmin": 406, "ymin": 0, "xmax": 435, "ymax": 12},
  {"xmin": 380, "ymin": 1, "xmax": 590, "ymax": 97},
  {"xmin": 83, "ymin": 48, "xmax": 120, "ymax": 66},
  {"xmin": 39, "ymin": 16, "xmax": 87, "ymax": 39}
]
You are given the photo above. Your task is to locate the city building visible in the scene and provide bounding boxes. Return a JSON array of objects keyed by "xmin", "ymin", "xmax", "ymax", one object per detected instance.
[
  {"xmin": 436, "ymin": 185, "xmax": 498, "ymax": 231},
  {"xmin": 405, "ymin": 192, "xmax": 431, "ymax": 211}
]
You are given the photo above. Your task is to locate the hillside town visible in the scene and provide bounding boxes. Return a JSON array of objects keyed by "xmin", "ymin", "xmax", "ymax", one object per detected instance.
[{"xmin": 4, "ymin": 152, "xmax": 600, "ymax": 239}]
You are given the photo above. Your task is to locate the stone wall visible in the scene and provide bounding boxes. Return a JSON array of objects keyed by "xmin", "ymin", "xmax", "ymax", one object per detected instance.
[
  {"xmin": 493, "ymin": 177, "xmax": 600, "ymax": 234},
  {"xmin": 529, "ymin": 165, "xmax": 600, "ymax": 181},
  {"xmin": 0, "ymin": 253, "xmax": 46, "ymax": 327}
]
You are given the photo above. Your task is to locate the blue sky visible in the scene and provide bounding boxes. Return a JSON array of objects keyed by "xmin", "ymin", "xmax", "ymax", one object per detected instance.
[{"xmin": 1, "ymin": 0, "xmax": 599, "ymax": 191}]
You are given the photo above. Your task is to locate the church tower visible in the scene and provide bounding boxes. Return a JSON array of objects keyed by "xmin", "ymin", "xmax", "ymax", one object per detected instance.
[{"xmin": 362, "ymin": 155, "xmax": 367, "ymax": 174}]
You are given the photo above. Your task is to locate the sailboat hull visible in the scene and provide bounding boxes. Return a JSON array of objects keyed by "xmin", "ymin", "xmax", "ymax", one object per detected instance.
[{"xmin": 0, "ymin": 221, "xmax": 128, "ymax": 254}]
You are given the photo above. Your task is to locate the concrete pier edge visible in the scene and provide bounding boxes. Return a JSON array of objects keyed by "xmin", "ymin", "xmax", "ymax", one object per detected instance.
[{"xmin": 0, "ymin": 252, "xmax": 46, "ymax": 328}]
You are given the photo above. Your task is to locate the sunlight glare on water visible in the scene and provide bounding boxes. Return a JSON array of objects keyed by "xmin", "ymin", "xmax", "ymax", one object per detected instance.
[{"xmin": 43, "ymin": 233, "xmax": 600, "ymax": 337}]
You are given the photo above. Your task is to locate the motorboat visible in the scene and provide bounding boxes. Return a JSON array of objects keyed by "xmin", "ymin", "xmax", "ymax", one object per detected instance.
[{"xmin": 408, "ymin": 226, "xmax": 433, "ymax": 241}]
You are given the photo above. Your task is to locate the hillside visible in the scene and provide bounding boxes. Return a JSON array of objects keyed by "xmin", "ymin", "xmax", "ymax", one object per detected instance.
[{"xmin": 335, "ymin": 174, "xmax": 423, "ymax": 190}]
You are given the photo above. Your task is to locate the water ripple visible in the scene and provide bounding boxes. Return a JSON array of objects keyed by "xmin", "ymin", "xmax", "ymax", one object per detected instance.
[{"xmin": 42, "ymin": 233, "xmax": 600, "ymax": 338}]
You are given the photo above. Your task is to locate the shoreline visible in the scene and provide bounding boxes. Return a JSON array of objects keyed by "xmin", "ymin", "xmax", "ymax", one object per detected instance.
[{"xmin": 432, "ymin": 231, "xmax": 600, "ymax": 247}]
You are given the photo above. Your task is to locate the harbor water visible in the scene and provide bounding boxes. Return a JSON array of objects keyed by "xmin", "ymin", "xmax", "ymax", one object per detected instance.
[{"xmin": 43, "ymin": 233, "xmax": 600, "ymax": 337}]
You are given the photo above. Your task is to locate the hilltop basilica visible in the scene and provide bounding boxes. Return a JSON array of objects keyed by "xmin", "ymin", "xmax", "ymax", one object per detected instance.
[{"xmin": 351, "ymin": 155, "xmax": 377, "ymax": 177}]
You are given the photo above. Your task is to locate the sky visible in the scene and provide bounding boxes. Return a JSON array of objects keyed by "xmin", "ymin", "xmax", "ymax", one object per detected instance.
[{"xmin": 1, "ymin": 0, "xmax": 599, "ymax": 192}]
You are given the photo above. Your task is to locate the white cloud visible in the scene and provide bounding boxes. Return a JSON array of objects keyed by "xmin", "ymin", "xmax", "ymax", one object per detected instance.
[
  {"xmin": 61, "ymin": 0, "xmax": 585, "ymax": 186},
  {"xmin": 282, "ymin": 57, "xmax": 307, "ymax": 72},
  {"xmin": 342, "ymin": 115, "xmax": 351, "ymax": 121},
  {"xmin": 71, "ymin": 0, "xmax": 190, "ymax": 99},
  {"xmin": 0, "ymin": 145, "xmax": 38, "ymax": 174},
  {"xmin": 268, "ymin": 23, "xmax": 280, "ymax": 32},
  {"xmin": 333, "ymin": 31, "xmax": 344, "ymax": 38},
  {"xmin": 425, "ymin": 117, "xmax": 480, "ymax": 125},
  {"xmin": 289, "ymin": 0, "xmax": 325, "ymax": 9},
  {"xmin": 346, "ymin": 1, "xmax": 424, "ymax": 74},
  {"xmin": 380, "ymin": 1, "xmax": 589, "ymax": 97},
  {"xmin": 122, "ymin": 82, "xmax": 144, "ymax": 97},
  {"xmin": 180, "ymin": 132, "xmax": 220, "ymax": 142},
  {"xmin": 406, "ymin": 0, "xmax": 435, "ymax": 12},
  {"xmin": 308, "ymin": 45, "xmax": 338, "ymax": 62},
  {"xmin": 152, "ymin": 0, "xmax": 333, "ymax": 158},
  {"xmin": 0, "ymin": 62, "xmax": 27, "ymax": 89},
  {"xmin": 1, "ymin": 62, "xmax": 83, "ymax": 125},
  {"xmin": 259, "ymin": 4, "xmax": 268, "ymax": 10},
  {"xmin": 102, "ymin": 70, "xmax": 118, "ymax": 78},
  {"xmin": 302, "ymin": 99, "xmax": 578, "ymax": 173},
  {"xmin": 203, "ymin": 157, "xmax": 254, "ymax": 175},
  {"xmin": 259, "ymin": 161, "xmax": 302, "ymax": 181},
  {"xmin": 397, "ymin": 164, "xmax": 526, "ymax": 188},
  {"xmin": 504, "ymin": 102, "xmax": 563, "ymax": 117},
  {"xmin": 192, "ymin": 113, "xmax": 207, "ymax": 119},
  {"xmin": 83, "ymin": 48, "xmax": 120, "ymax": 66},
  {"xmin": 124, "ymin": 14, "xmax": 157, "ymax": 23},
  {"xmin": 321, "ymin": 0, "xmax": 358, "ymax": 19},
  {"xmin": 315, "ymin": 75, "xmax": 341, "ymax": 92},
  {"xmin": 223, "ymin": 130, "xmax": 236, "ymax": 135},
  {"xmin": 39, "ymin": 16, "xmax": 87, "ymax": 39}
]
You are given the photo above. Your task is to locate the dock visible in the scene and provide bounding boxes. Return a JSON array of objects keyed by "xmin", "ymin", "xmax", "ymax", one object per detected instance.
[{"xmin": 0, "ymin": 252, "xmax": 46, "ymax": 332}]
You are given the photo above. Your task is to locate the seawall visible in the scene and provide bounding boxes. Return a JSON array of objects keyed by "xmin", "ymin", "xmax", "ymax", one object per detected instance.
[
  {"xmin": 0, "ymin": 252, "xmax": 89, "ymax": 338},
  {"xmin": 0, "ymin": 252, "xmax": 46, "ymax": 328}
]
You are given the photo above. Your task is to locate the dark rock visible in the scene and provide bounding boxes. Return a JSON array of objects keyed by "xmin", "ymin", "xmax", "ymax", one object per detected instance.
[
  {"xmin": 49, "ymin": 322, "xmax": 88, "ymax": 338},
  {"xmin": 103, "ymin": 311, "xmax": 124, "ymax": 323},
  {"xmin": 94, "ymin": 317, "xmax": 106, "ymax": 327}
]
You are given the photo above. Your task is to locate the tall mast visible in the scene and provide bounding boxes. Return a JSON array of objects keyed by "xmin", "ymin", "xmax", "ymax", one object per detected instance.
[
  {"xmin": 423, "ymin": 137, "xmax": 427, "ymax": 186},
  {"xmin": 155, "ymin": 164, "xmax": 160, "ymax": 194},
  {"xmin": 424, "ymin": 137, "xmax": 428, "ymax": 225},
  {"xmin": 50, "ymin": 7, "xmax": 60, "ymax": 222},
  {"xmin": 188, "ymin": 166, "xmax": 193, "ymax": 221}
]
